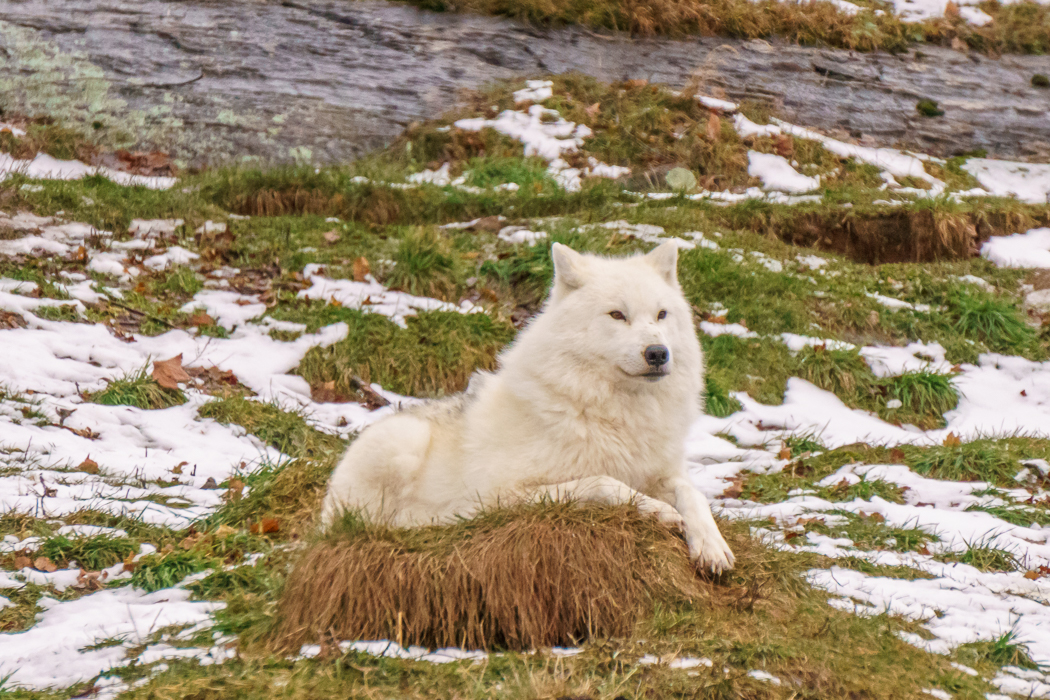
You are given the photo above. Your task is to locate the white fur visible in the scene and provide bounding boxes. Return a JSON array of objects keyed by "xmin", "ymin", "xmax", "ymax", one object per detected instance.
[{"xmin": 321, "ymin": 241, "xmax": 735, "ymax": 572}]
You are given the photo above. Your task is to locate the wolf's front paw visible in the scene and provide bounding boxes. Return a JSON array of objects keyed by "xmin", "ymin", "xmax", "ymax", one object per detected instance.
[
  {"xmin": 688, "ymin": 528, "xmax": 736, "ymax": 574},
  {"xmin": 635, "ymin": 497, "xmax": 686, "ymax": 531}
]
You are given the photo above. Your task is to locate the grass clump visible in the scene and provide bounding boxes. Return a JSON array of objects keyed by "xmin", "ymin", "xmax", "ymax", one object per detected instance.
[
  {"xmin": 294, "ymin": 309, "xmax": 515, "ymax": 398},
  {"xmin": 130, "ymin": 549, "xmax": 214, "ymax": 593},
  {"xmin": 32, "ymin": 304, "xmax": 80, "ymax": 323},
  {"xmin": 948, "ymin": 291, "xmax": 1041, "ymax": 359},
  {"xmin": 1034, "ymin": 74, "xmax": 1050, "ymax": 88},
  {"xmin": 882, "ymin": 370, "xmax": 959, "ymax": 429},
  {"xmin": 384, "ymin": 227, "xmax": 459, "ymax": 299},
  {"xmin": 817, "ymin": 476, "xmax": 906, "ymax": 504},
  {"xmin": 943, "ymin": 541, "xmax": 1021, "ymax": 572},
  {"xmin": 955, "ymin": 630, "xmax": 1040, "ymax": 671},
  {"xmin": 797, "ymin": 345, "xmax": 876, "ymax": 400},
  {"xmin": 38, "ymin": 533, "xmax": 138, "ymax": 571},
  {"xmin": 273, "ymin": 502, "xmax": 703, "ymax": 652},
  {"xmin": 90, "ymin": 366, "xmax": 185, "ymax": 410},
  {"xmin": 704, "ymin": 375, "xmax": 742, "ymax": 417}
]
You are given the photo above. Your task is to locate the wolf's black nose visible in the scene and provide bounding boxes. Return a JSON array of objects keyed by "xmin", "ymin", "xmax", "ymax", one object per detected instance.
[{"xmin": 644, "ymin": 344, "xmax": 669, "ymax": 367}]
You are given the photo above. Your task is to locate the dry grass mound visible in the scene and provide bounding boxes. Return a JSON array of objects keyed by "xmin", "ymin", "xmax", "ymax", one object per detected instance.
[{"xmin": 272, "ymin": 502, "xmax": 706, "ymax": 652}]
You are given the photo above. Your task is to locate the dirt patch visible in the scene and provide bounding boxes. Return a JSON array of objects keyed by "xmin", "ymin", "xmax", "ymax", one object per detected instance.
[{"xmin": 271, "ymin": 503, "xmax": 707, "ymax": 652}]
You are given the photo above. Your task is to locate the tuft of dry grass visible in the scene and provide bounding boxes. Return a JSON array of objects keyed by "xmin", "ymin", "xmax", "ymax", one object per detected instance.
[{"xmin": 272, "ymin": 502, "xmax": 706, "ymax": 652}]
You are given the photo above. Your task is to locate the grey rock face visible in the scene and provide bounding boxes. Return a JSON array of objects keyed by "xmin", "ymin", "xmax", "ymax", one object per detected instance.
[{"xmin": 1, "ymin": 0, "xmax": 1048, "ymax": 165}]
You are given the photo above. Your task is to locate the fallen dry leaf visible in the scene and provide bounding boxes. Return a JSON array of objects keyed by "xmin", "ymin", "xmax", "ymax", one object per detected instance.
[
  {"xmin": 172, "ymin": 461, "xmax": 186, "ymax": 475},
  {"xmin": 73, "ymin": 245, "xmax": 88, "ymax": 263},
  {"xmin": 226, "ymin": 477, "xmax": 245, "ymax": 501},
  {"xmin": 722, "ymin": 476, "xmax": 744, "ymax": 499},
  {"xmin": 34, "ymin": 556, "xmax": 58, "ymax": 573},
  {"xmin": 778, "ymin": 446, "xmax": 792, "ymax": 460},
  {"xmin": 201, "ymin": 477, "xmax": 220, "ymax": 489},
  {"xmin": 943, "ymin": 432, "xmax": 962, "ymax": 447},
  {"xmin": 188, "ymin": 312, "xmax": 214, "ymax": 327},
  {"xmin": 774, "ymin": 134, "xmax": 794, "ymax": 158},
  {"xmin": 706, "ymin": 113, "xmax": 721, "ymax": 142},
  {"xmin": 1026, "ymin": 570, "xmax": 1041, "ymax": 580},
  {"xmin": 215, "ymin": 524, "xmax": 238, "ymax": 539},
  {"xmin": 323, "ymin": 229, "xmax": 341, "ymax": 244},
  {"xmin": 14, "ymin": 555, "xmax": 31, "ymax": 570},
  {"xmin": 152, "ymin": 354, "xmax": 191, "ymax": 390},
  {"xmin": 77, "ymin": 457, "xmax": 99, "ymax": 475},
  {"xmin": 585, "ymin": 102, "xmax": 601, "ymax": 118},
  {"xmin": 889, "ymin": 448, "xmax": 906, "ymax": 462},
  {"xmin": 250, "ymin": 518, "xmax": 281, "ymax": 535},
  {"xmin": 353, "ymin": 256, "xmax": 371, "ymax": 282},
  {"xmin": 121, "ymin": 553, "xmax": 137, "ymax": 573}
]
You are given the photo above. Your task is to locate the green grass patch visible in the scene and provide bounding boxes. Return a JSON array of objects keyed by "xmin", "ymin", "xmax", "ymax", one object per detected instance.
[
  {"xmin": 292, "ymin": 308, "xmax": 515, "ymax": 398},
  {"xmin": 384, "ymin": 227, "xmax": 460, "ymax": 299},
  {"xmin": 38, "ymin": 533, "xmax": 139, "ymax": 571},
  {"xmin": 130, "ymin": 549, "xmax": 214, "ymax": 593},
  {"xmin": 900, "ymin": 436, "xmax": 1050, "ymax": 486},
  {"xmin": 90, "ymin": 366, "xmax": 185, "ymax": 410},
  {"xmin": 955, "ymin": 630, "xmax": 1040, "ymax": 672},
  {"xmin": 31, "ymin": 304, "xmax": 80, "ymax": 323}
]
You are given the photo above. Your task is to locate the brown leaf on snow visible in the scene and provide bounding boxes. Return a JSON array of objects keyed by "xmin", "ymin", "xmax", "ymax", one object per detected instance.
[
  {"xmin": 121, "ymin": 553, "xmax": 137, "ymax": 573},
  {"xmin": 706, "ymin": 113, "xmax": 721, "ymax": 142},
  {"xmin": 75, "ymin": 569, "xmax": 105, "ymax": 591},
  {"xmin": 14, "ymin": 555, "xmax": 31, "ymax": 570},
  {"xmin": 944, "ymin": 1, "xmax": 960, "ymax": 17},
  {"xmin": 188, "ymin": 312, "xmax": 215, "ymax": 327},
  {"xmin": 77, "ymin": 457, "xmax": 99, "ymax": 475},
  {"xmin": 353, "ymin": 256, "xmax": 371, "ymax": 282},
  {"xmin": 943, "ymin": 432, "xmax": 962, "ymax": 447},
  {"xmin": 152, "ymin": 354, "xmax": 191, "ymax": 390},
  {"xmin": 721, "ymin": 476, "xmax": 744, "ymax": 499},
  {"xmin": 34, "ymin": 556, "xmax": 58, "ymax": 573},
  {"xmin": 73, "ymin": 245, "xmax": 88, "ymax": 263},
  {"xmin": 71, "ymin": 426, "xmax": 100, "ymax": 440},
  {"xmin": 323, "ymin": 230, "xmax": 341, "ymax": 244},
  {"xmin": 1026, "ymin": 570, "xmax": 1041, "ymax": 580},
  {"xmin": 778, "ymin": 445, "xmax": 792, "ymax": 460}
]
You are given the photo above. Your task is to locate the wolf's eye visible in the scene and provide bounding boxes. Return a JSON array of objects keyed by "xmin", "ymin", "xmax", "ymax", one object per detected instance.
[
  {"xmin": 609, "ymin": 310, "xmax": 626, "ymax": 321},
  {"xmin": 657, "ymin": 310, "xmax": 667, "ymax": 320}
]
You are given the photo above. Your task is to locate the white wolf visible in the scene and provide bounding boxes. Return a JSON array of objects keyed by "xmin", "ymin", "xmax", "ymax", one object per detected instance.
[{"xmin": 321, "ymin": 241, "xmax": 735, "ymax": 572}]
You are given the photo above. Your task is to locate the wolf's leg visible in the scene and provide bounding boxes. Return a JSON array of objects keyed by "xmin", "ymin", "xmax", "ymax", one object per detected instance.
[
  {"xmin": 532, "ymin": 475, "xmax": 685, "ymax": 530},
  {"xmin": 652, "ymin": 476, "xmax": 735, "ymax": 573}
]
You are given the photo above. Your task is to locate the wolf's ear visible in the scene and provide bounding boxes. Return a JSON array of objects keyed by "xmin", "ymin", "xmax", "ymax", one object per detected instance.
[
  {"xmin": 551, "ymin": 243, "xmax": 588, "ymax": 293},
  {"xmin": 645, "ymin": 241, "xmax": 679, "ymax": 285}
]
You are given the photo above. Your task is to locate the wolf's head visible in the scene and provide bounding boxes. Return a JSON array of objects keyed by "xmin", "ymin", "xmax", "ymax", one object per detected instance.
[{"xmin": 511, "ymin": 241, "xmax": 702, "ymax": 392}]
